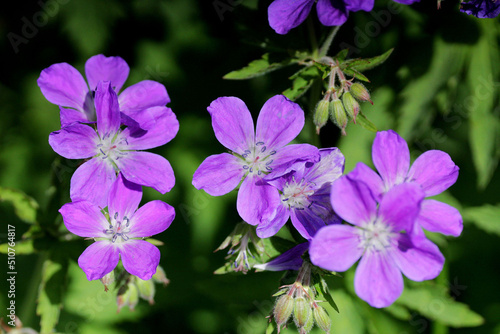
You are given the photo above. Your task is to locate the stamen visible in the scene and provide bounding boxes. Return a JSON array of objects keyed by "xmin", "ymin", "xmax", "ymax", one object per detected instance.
[
  {"xmin": 243, "ymin": 165, "xmax": 249, "ymax": 169},
  {"xmin": 270, "ymin": 150, "xmax": 277, "ymax": 155},
  {"xmin": 261, "ymin": 146, "xmax": 266, "ymax": 153},
  {"xmin": 256, "ymin": 142, "xmax": 264, "ymax": 146},
  {"xmin": 265, "ymin": 159, "xmax": 274, "ymax": 165},
  {"xmin": 266, "ymin": 166, "xmax": 273, "ymax": 171},
  {"xmin": 114, "ymin": 212, "xmax": 119, "ymax": 220}
]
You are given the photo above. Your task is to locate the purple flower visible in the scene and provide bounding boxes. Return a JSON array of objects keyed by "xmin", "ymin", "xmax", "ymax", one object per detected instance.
[
  {"xmin": 310, "ymin": 170, "xmax": 444, "ymax": 308},
  {"xmin": 59, "ymin": 173, "xmax": 175, "ymax": 280},
  {"xmin": 254, "ymin": 242, "xmax": 309, "ymax": 272},
  {"xmin": 268, "ymin": 0, "xmax": 420, "ymax": 34},
  {"xmin": 192, "ymin": 95, "xmax": 319, "ymax": 227},
  {"xmin": 37, "ymin": 54, "xmax": 170, "ymax": 127},
  {"xmin": 260, "ymin": 148, "xmax": 344, "ymax": 239},
  {"xmin": 460, "ymin": 0, "xmax": 500, "ymax": 18},
  {"xmin": 352, "ymin": 130, "xmax": 462, "ymax": 237},
  {"xmin": 49, "ymin": 81, "xmax": 178, "ymax": 207}
]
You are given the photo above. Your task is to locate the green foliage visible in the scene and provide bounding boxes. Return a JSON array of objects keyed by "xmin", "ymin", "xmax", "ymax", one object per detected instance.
[
  {"xmin": 340, "ymin": 48, "xmax": 394, "ymax": 76},
  {"xmin": 463, "ymin": 204, "xmax": 500, "ymax": 236},
  {"xmin": 223, "ymin": 53, "xmax": 297, "ymax": 80},
  {"xmin": 283, "ymin": 66, "xmax": 322, "ymax": 101},
  {"xmin": 0, "ymin": 187, "xmax": 38, "ymax": 224}
]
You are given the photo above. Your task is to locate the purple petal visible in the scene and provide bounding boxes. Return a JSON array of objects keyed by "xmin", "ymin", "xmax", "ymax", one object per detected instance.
[
  {"xmin": 59, "ymin": 201, "xmax": 108, "ymax": 238},
  {"xmin": 117, "ymin": 151, "xmax": 175, "ymax": 194},
  {"xmin": 309, "ymin": 224, "xmax": 363, "ymax": 272},
  {"xmin": 254, "ymin": 242, "xmax": 309, "ymax": 271},
  {"xmin": 85, "ymin": 54, "xmax": 129, "ymax": 92},
  {"xmin": 417, "ymin": 200, "xmax": 463, "ymax": 237},
  {"xmin": 49, "ymin": 124, "xmax": 97, "ymax": 159},
  {"xmin": 407, "ymin": 150, "xmax": 459, "ymax": 197},
  {"xmin": 95, "ymin": 81, "xmax": 121, "ymax": 138},
  {"xmin": 354, "ymin": 250, "xmax": 403, "ymax": 308},
  {"xmin": 316, "ymin": 0, "xmax": 349, "ymax": 26},
  {"xmin": 330, "ymin": 174, "xmax": 377, "ymax": 226},
  {"xmin": 378, "ymin": 183, "xmax": 424, "ymax": 232},
  {"xmin": 255, "ymin": 95, "xmax": 304, "ymax": 151},
  {"xmin": 107, "ymin": 173, "xmax": 142, "ymax": 222},
  {"xmin": 268, "ymin": 143, "xmax": 320, "ymax": 177},
  {"xmin": 460, "ymin": 0, "xmax": 500, "ymax": 18},
  {"xmin": 37, "ymin": 62, "xmax": 88, "ymax": 112},
  {"xmin": 348, "ymin": 162, "xmax": 385, "ymax": 201},
  {"xmin": 70, "ymin": 159, "xmax": 117, "ymax": 208},
  {"xmin": 372, "ymin": 130, "xmax": 410, "ymax": 192},
  {"xmin": 192, "ymin": 153, "xmax": 244, "ymax": 196},
  {"xmin": 78, "ymin": 241, "xmax": 119, "ymax": 281},
  {"xmin": 207, "ymin": 96, "xmax": 255, "ymax": 154},
  {"xmin": 256, "ymin": 204, "xmax": 289, "ymax": 238},
  {"xmin": 237, "ymin": 175, "xmax": 280, "ymax": 226},
  {"xmin": 268, "ymin": 0, "xmax": 315, "ymax": 34},
  {"xmin": 118, "ymin": 80, "xmax": 170, "ymax": 114},
  {"xmin": 60, "ymin": 106, "xmax": 90, "ymax": 127},
  {"xmin": 303, "ymin": 147, "xmax": 345, "ymax": 186},
  {"xmin": 344, "ymin": 0, "xmax": 374, "ymax": 11},
  {"xmin": 129, "ymin": 200, "xmax": 175, "ymax": 238},
  {"xmin": 123, "ymin": 107, "xmax": 179, "ymax": 150},
  {"xmin": 391, "ymin": 232, "xmax": 444, "ymax": 281},
  {"xmin": 120, "ymin": 240, "xmax": 161, "ymax": 280}
]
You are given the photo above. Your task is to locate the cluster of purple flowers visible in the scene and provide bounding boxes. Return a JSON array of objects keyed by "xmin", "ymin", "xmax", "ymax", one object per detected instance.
[
  {"xmin": 39, "ymin": 55, "xmax": 177, "ymax": 281},
  {"xmin": 193, "ymin": 95, "xmax": 462, "ymax": 308}
]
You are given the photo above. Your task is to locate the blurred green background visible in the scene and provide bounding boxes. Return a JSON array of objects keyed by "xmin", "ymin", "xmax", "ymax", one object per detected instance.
[{"xmin": 0, "ymin": 0, "xmax": 499, "ymax": 333}]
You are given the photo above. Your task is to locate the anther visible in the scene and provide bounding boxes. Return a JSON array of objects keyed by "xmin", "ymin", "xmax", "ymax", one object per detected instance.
[{"xmin": 261, "ymin": 146, "xmax": 266, "ymax": 153}]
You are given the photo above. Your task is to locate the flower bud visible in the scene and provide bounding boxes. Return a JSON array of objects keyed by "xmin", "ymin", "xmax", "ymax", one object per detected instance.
[
  {"xmin": 136, "ymin": 278, "xmax": 156, "ymax": 305},
  {"xmin": 117, "ymin": 283, "xmax": 139, "ymax": 312},
  {"xmin": 313, "ymin": 99, "xmax": 330, "ymax": 135},
  {"xmin": 293, "ymin": 297, "xmax": 312, "ymax": 328},
  {"xmin": 100, "ymin": 271, "xmax": 115, "ymax": 292},
  {"xmin": 273, "ymin": 294, "xmax": 294, "ymax": 327},
  {"xmin": 313, "ymin": 306, "xmax": 331, "ymax": 333},
  {"xmin": 329, "ymin": 98, "xmax": 347, "ymax": 136},
  {"xmin": 152, "ymin": 266, "xmax": 170, "ymax": 286},
  {"xmin": 342, "ymin": 91, "xmax": 360, "ymax": 123},
  {"xmin": 350, "ymin": 82, "xmax": 372, "ymax": 104},
  {"xmin": 302, "ymin": 307, "xmax": 315, "ymax": 334}
]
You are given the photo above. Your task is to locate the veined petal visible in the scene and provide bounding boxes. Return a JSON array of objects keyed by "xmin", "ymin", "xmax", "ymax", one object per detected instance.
[
  {"xmin": 70, "ymin": 158, "xmax": 117, "ymax": 208},
  {"xmin": 128, "ymin": 200, "xmax": 175, "ymax": 238},
  {"xmin": 344, "ymin": 0, "xmax": 374, "ymax": 11},
  {"xmin": 407, "ymin": 150, "xmax": 459, "ymax": 197},
  {"xmin": 85, "ymin": 54, "xmax": 130, "ymax": 92},
  {"xmin": 60, "ymin": 106, "xmax": 90, "ymax": 127},
  {"xmin": 192, "ymin": 153, "xmax": 244, "ymax": 196},
  {"xmin": 256, "ymin": 204, "xmax": 289, "ymax": 238},
  {"xmin": 107, "ymin": 173, "xmax": 142, "ymax": 222},
  {"xmin": 331, "ymin": 174, "xmax": 377, "ymax": 226},
  {"xmin": 391, "ymin": 232, "xmax": 444, "ymax": 281},
  {"xmin": 118, "ymin": 80, "xmax": 170, "ymax": 114},
  {"xmin": 291, "ymin": 198, "xmax": 338, "ymax": 240},
  {"xmin": 317, "ymin": 0, "xmax": 349, "ymax": 26},
  {"xmin": 237, "ymin": 175, "xmax": 280, "ymax": 226},
  {"xmin": 37, "ymin": 62, "xmax": 88, "ymax": 112},
  {"xmin": 268, "ymin": 0, "xmax": 315, "ymax": 34},
  {"xmin": 207, "ymin": 97, "xmax": 255, "ymax": 154},
  {"xmin": 117, "ymin": 151, "xmax": 175, "ymax": 194},
  {"xmin": 417, "ymin": 200, "xmax": 463, "ymax": 237},
  {"xmin": 372, "ymin": 130, "xmax": 410, "ymax": 192},
  {"xmin": 254, "ymin": 242, "xmax": 309, "ymax": 272},
  {"xmin": 59, "ymin": 201, "xmax": 108, "ymax": 238},
  {"xmin": 310, "ymin": 224, "xmax": 363, "ymax": 272},
  {"xmin": 354, "ymin": 250, "xmax": 403, "ymax": 308},
  {"xmin": 348, "ymin": 162, "xmax": 384, "ymax": 201},
  {"xmin": 78, "ymin": 241, "xmax": 119, "ymax": 281},
  {"xmin": 303, "ymin": 147, "xmax": 345, "ymax": 186},
  {"xmin": 49, "ymin": 124, "xmax": 97, "ymax": 159},
  {"xmin": 120, "ymin": 240, "xmax": 161, "ymax": 280},
  {"xmin": 269, "ymin": 144, "xmax": 320, "ymax": 177},
  {"xmin": 378, "ymin": 183, "xmax": 424, "ymax": 232},
  {"xmin": 95, "ymin": 81, "xmax": 121, "ymax": 138},
  {"xmin": 256, "ymin": 95, "xmax": 305, "ymax": 151}
]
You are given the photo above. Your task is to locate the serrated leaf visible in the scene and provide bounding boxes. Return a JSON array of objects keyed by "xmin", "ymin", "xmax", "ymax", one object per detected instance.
[
  {"xmin": 314, "ymin": 276, "xmax": 340, "ymax": 313},
  {"xmin": 224, "ymin": 53, "xmax": 295, "ymax": 80},
  {"xmin": 342, "ymin": 68, "xmax": 370, "ymax": 82},
  {"xmin": 463, "ymin": 204, "xmax": 500, "ymax": 236},
  {"xmin": 341, "ymin": 48, "xmax": 393, "ymax": 73},
  {"xmin": 356, "ymin": 113, "xmax": 378, "ymax": 132},
  {"xmin": 0, "ymin": 187, "xmax": 38, "ymax": 224},
  {"xmin": 283, "ymin": 66, "xmax": 321, "ymax": 101},
  {"xmin": 0, "ymin": 239, "xmax": 35, "ymax": 255},
  {"xmin": 334, "ymin": 49, "xmax": 349, "ymax": 63}
]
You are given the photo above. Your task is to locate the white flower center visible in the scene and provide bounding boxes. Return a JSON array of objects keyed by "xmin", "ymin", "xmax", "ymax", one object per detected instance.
[
  {"xmin": 281, "ymin": 177, "xmax": 314, "ymax": 210},
  {"xmin": 97, "ymin": 132, "xmax": 129, "ymax": 163},
  {"xmin": 357, "ymin": 220, "xmax": 396, "ymax": 253},
  {"xmin": 104, "ymin": 212, "xmax": 131, "ymax": 243},
  {"xmin": 240, "ymin": 141, "xmax": 276, "ymax": 175}
]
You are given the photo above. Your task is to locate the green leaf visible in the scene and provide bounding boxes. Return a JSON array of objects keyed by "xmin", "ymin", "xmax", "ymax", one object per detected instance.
[
  {"xmin": 0, "ymin": 187, "xmax": 38, "ymax": 224},
  {"xmin": 341, "ymin": 48, "xmax": 393, "ymax": 73},
  {"xmin": 334, "ymin": 49, "xmax": 349, "ymax": 63},
  {"xmin": 223, "ymin": 53, "xmax": 296, "ymax": 80},
  {"xmin": 0, "ymin": 239, "xmax": 35, "ymax": 255},
  {"xmin": 463, "ymin": 204, "xmax": 500, "ymax": 236},
  {"xmin": 283, "ymin": 66, "xmax": 321, "ymax": 101},
  {"xmin": 396, "ymin": 283, "xmax": 484, "ymax": 327},
  {"xmin": 313, "ymin": 275, "xmax": 339, "ymax": 313},
  {"xmin": 266, "ymin": 321, "xmax": 275, "ymax": 334},
  {"xmin": 356, "ymin": 113, "xmax": 378, "ymax": 132},
  {"xmin": 342, "ymin": 68, "xmax": 370, "ymax": 82}
]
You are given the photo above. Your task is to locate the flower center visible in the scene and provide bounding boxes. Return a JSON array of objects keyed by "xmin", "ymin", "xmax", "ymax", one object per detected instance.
[
  {"xmin": 281, "ymin": 177, "xmax": 315, "ymax": 209},
  {"xmin": 97, "ymin": 132, "xmax": 129, "ymax": 163},
  {"xmin": 104, "ymin": 212, "xmax": 131, "ymax": 243},
  {"xmin": 241, "ymin": 141, "xmax": 276, "ymax": 176},
  {"xmin": 357, "ymin": 220, "xmax": 396, "ymax": 253}
]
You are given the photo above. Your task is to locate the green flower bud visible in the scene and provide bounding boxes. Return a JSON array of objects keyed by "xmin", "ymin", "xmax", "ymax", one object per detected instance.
[
  {"xmin": 302, "ymin": 307, "xmax": 315, "ymax": 334},
  {"xmin": 100, "ymin": 270, "xmax": 115, "ymax": 292},
  {"xmin": 313, "ymin": 99, "xmax": 330, "ymax": 135},
  {"xmin": 136, "ymin": 277, "xmax": 156, "ymax": 305},
  {"xmin": 350, "ymin": 82, "xmax": 372, "ymax": 104},
  {"xmin": 293, "ymin": 297, "xmax": 312, "ymax": 328},
  {"xmin": 273, "ymin": 294, "xmax": 294, "ymax": 326},
  {"xmin": 329, "ymin": 98, "xmax": 347, "ymax": 136},
  {"xmin": 313, "ymin": 306, "xmax": 331, "ymax": 333},
  {"xmin": 152, "ymin": 266, "xmax": 170, "ymax": 286},
  {"xmin": 342, "ymin": 91, "xmax": 360, "ymax": 123},
  {"xmin": 117, "ymin": 283, "xmax": 139, "ymax": 312}
]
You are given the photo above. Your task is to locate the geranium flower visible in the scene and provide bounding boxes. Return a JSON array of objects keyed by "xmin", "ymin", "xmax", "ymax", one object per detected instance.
[
  {"xmin": 49, "ymin": 81, "xmax": 178, "ymax": 207},
  {"xmin": 192, "ymin": 95, "xmax": 319, "ymax": 226},
  {"xmin": 352, "ymin": 130, "xmax": 462, "ymax": 237},
  {"xmin": 254, "ymin": 242, "xmax": 309, "ymax": 272},
  {"xmin": 460, "ymin": 0, "xmax": 500, "ymax": 18},
  {"xmin": 59, "ymin": 173, "xmax": 175, "ymax": 280},
  {"xmin": 309, "ymin": 170, "xmax": 444, "ymax": 308},
  {"xmin": 38, "ymin": 54, "xmax": 170, "ymax": 127}
]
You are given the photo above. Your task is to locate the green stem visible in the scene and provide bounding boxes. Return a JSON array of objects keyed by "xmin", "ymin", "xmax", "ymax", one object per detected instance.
[
  {"xmin": 306, "ymin": 16, "xmax": 319, "ymax": 59},
  {"xmin": 319, "ymin": 25, "xmax": 342, "ymax": 58},
  {"xmin": 20, "ymin": 252, "xmax": 46, "ymax": 327}
]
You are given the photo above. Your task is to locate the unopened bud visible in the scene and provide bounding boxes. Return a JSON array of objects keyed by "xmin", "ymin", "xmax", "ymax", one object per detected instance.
[
  {"xmin": 117, "ymin": 283, "xmax": 139, "ymax": 313},
  {"xmin": 136, "ymin": 278, "xmax": 156, "ymax": 305},
  {"xmin": 350, "ymin": 82, "xmax": 372, "ymax": 104},
  {"xmin": 342, "ymin": 91, "xmax": 360, "ymax": 123},
  {"xmin": 302, "ymin": 307, "xmax": 315, "ymax": 334},
  {"xmin": 313, "ymin": 306, "xmax": 331, "ymax": 333},
  {"xmin": 274, "ymin": 294, "xmax": 294, "ymax": 326},
  {"xmin": 314, "ymin": 100, "xmax": 330, "ymax": 135},
  {"xmin": 100, "ymin": 271, "xmax": 115, "ymax": 292},
  {"xmin": 293, "ymin": 297, "xmax": 311, "ymax": 328},
  {"xmin": 329, "ymin": 99, "xmax": 347, "ymax": 136},
  {"xmin": 152, "ymin": 266, "xmax": 170, "ymax": 286}
]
